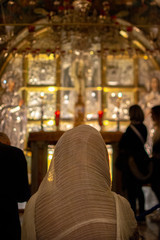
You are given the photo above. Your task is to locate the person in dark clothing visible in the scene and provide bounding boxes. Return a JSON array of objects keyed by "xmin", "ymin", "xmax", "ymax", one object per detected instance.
[
  {"xmin": 150, "ymin": 105, "xmax": 160, "ymax": 203},
  {"xmin": 0, "ymin": 132, "xmax": 30, "ymax": 240},
  {"xmin": 116, "ymin": 104, "xmax": 151, "ymax": 219}
]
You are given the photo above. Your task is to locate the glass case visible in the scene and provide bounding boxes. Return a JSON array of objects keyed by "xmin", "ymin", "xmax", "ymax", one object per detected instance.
[{"xmin": 0, "ymin": 52, "xmax": 158, "ymax": 149}]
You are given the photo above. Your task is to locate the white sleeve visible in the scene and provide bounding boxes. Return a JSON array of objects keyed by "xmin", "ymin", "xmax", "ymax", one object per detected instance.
[
  {"xmin": 112, "ymin": 192, "xmax": 138, "ymax": 240},
  {"xmin": 21, "ymin": 192, "xmax": 38, "ymax": 240}
]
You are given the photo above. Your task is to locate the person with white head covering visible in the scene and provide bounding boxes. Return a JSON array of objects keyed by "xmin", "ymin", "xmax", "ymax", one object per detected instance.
[{"xmin": 22, "ymin": 125, "xmax": 139, "ymax": 240}]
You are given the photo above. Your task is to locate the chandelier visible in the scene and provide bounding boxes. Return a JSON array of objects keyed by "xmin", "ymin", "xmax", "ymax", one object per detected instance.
[
  {"xmin": 72, "ymin": 0, "xmax": 92, "ymax": 12},
  {"xmin": 47, "ymin": 0, "xmax": 131, "ymax": 54},
  {"xmin": 0, "ymin": 0, "xmax": 155, "ymax": 59}
]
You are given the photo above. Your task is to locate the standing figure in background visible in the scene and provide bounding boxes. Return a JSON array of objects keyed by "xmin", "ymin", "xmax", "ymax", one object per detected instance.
[
  {"xmin": 116, "ymin": 105, "xmax": 151, "ymax": 220},
  {"xmin": 140, "ymin": 77, "xmax": 160, "ymax": 154},
  {"xmin": 0, "ymin": 132, "xmax": 30, "ymax": 240},
  {"xmin": 150, "ymin": 105, "xmax": 160, "ymax": 203},
  {"xmin": 0, "ymin": 78, "xmax": 27, "ymax": 149}
]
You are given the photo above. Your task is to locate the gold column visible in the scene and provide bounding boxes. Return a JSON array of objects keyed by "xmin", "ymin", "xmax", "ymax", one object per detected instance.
[
  {"xmin": 55, "ymin": 54, "xmax": 61, "ymax": 130},
  {"xmin": 56, "ymin": 54, "xmax": 61, "ymax": 110},
  {"xmin": 22, "ymin": 54, "xmax": 28, "ymax": 105},
  {"xmin": 101, "ymin": 48, "xmax": 107, "ymax": 131},
  {"xmin": 133, "ymin": 56, "xmax": 139, "ymax": 103}
]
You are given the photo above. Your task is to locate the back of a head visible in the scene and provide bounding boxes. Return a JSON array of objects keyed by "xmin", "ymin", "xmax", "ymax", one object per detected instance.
[
  {"xmin": 50, "ymin": 124, "xmax": 111, "ymax": 188},
  {"xmin": 0, "ymin": 132, "xmax": 11, "ymax": 145},
  {"xmin": 129, "ymin": 104, "xmax": 144, "ymax": 123},
  {"xmin": 22, "ymin": 125, "xmax": 138, "ymax": 240},
  {"xmin": 34, "ymin": 125, "xmax": 117, "ymax": 239},
  {"xmin": 151, "ymin": 105, "xmax": 160, "ymax": 125}
]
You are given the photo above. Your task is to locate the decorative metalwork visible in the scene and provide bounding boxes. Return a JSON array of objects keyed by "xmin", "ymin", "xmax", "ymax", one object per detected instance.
[
  {"xmin": 28, "ymin": 55, "xmax": 56, "ymax": 85},
  {"xmin": 106, "ymin": 92, "xmax": 134, "ymax": 120},
  {"xmin": 27, "ymin": 91, "xmax": 56, "ymax": 120}
]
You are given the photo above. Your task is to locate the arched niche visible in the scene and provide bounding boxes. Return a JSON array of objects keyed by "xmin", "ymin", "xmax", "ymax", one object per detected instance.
[{"xmin": 0, "ymin": 18, "xmax": 159, "ymax": 150}]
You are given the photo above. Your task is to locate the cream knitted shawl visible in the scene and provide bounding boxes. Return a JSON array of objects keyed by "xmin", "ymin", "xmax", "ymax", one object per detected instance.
[{"xmin": 22, "ymin": 125, "xmax": 138, "ymax": 240}]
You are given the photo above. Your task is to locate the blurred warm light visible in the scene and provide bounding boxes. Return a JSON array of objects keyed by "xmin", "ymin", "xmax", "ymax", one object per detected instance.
[
  {"xmin": 111, "ymin": 92, "xmax": 116, "ymax": 97},
  {"xmin": 66, "ymin": 124, "xmax": 73, "ymax": 130},
  {"xmin": 91, "ymin": 92, "xmax": 96, "ymax": 97},
  {"xmin": 106, "ymin": 145, "xmax": 113, "ymax": 181},
  {"xmin": 112, "ymin": 113, "xmax": 117, "ymax": 119},
  {"xmin": 47, "ymin": 147, "xmax": 54, "ymax": 171},
  {"xmin": 133, "ymin": 40, "xmax": 146, "ymax": 52},
  {"xmin": 48, "ymin": 54, "xmax": 54, "ymax": 60},
  {"xmin": 16, "ymin": 116, "xmax": 21, "ymax": 122},
  {"xmin": 10, "ymin": 106, "xmax": 20, "ymax": 113},
  {"xmin": 103, "ymin": 88, "xmax": 108, "ymax": 93},
  {"xmin": 143, "ymin": 55, "xmax": 148, "ymax": 60},
  {"xmin": 74, "ymin": 50, "xmax": 80, "ymax": 55},
  {"xmin": 103, "ymin": 120, "xmax": 109, "ymax": 126},
  {"xmin": 47, "ymin": 171, "xmax": 53, "ymax": 181},
  {"xmin": 96, "ymin": 87, "xmax": 102, "ymax": 91},
  {"xmin": 26, "ymin": 151, "xmax": 32, "ymax": 157},
  {"xmin": 87, "ymin": 114, "xmax": 93, "ymax": 120},
  {"xmin": 118, "ymin": 92, "xmax": 122, "ymax": 98},
  {"xmin": 119, "ymin": 30, "xmax": 128, "ymax": 38},
  {"xmin": 48, "ymin": 87, "xmax": 56, "ymax": 92},
  {"xmin": 47, "ymin": 120, "xmax": 54, "ymax": 126},
  {"xmin": 48, "ymin": 154, "xmax": 52, "ymax": 160},
  {"xmin": 40, "ymin": 92, "xmax": 44, "ymax": 98}
]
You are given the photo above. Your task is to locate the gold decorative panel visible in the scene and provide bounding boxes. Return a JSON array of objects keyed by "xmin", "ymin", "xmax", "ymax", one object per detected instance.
[{"xmin": 106, "ymin": 58, "xmax": 134, "ymax": 86}]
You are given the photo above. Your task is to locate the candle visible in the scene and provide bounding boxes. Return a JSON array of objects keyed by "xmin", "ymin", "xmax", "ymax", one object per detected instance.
[
  {"xmin": 55, "ymin": 110, "xmax": 60, "ymax": 127},
  {"xmin": 98, "ymin": 110, "xmax": 103, "ymax": 127}
]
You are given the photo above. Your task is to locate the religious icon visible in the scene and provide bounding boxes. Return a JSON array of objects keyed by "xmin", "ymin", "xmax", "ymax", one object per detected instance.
[
  {"xmin": 0, "ymin": 69, "xmax": 27, "ymax": 149},
  {"xmin": 139, "ymin": 76, "xmax": 160, "ymax": 154}
]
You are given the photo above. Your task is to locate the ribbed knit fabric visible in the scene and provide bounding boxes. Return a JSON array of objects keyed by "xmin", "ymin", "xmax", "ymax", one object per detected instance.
[{"xmin": 22, "ymin": 125, "xmax": 138, "ymax": 240}]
